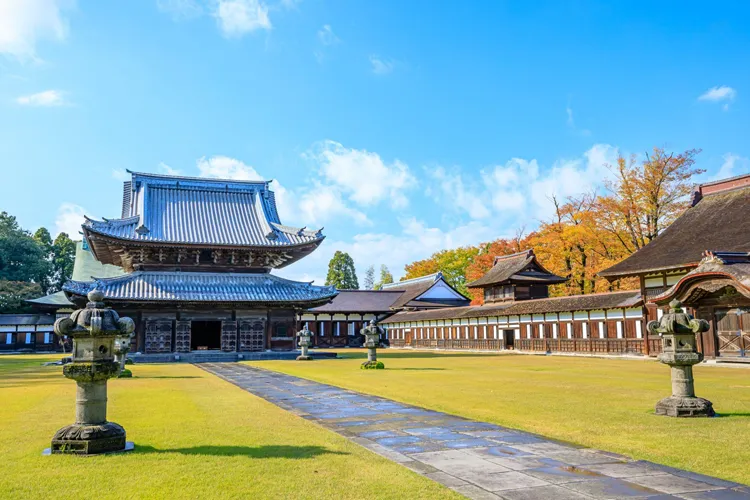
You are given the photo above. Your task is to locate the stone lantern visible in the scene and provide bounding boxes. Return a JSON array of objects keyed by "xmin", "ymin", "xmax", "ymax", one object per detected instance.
[
  {"xmin": 296, "ymin": 324, "xmax": 313, "ymax": 361},
  {"xmin": 114, "ymin": 334, "xmax": 133, "ymax": 378},
  {"xmin": 49, "ymin": 290, "xmax": 136, "ymax": 454},
  {"xmin": 647, "ymin": 299, "xmax": 714, "ymax": 417},
  {"xmin": 360, "ymin": 320, "xmax": 384, "ymax": 369}
]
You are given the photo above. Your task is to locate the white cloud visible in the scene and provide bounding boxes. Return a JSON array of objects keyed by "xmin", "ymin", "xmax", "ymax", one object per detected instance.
[
  {"xmin": 713, "ymin": 153, "xmax": 750, "ymax": 180},
  {"xmin": 156, "ymin": 0, "xmax": 203, "ymax": 20},
  {"xmin": 297, "ymin": 183, "xmax": 370, "ymax": 227},
  {"xmin": 111, "ymin": 169, "xmax": 130, "ymax": 182},
  {"xmin": 698, "ymin": 86, "xmax": 736, "ymax": 110},
  {"xmin": 213, "ymin": 0, "xmax": 271, "ymax": 37},
  {"xmin": 369, "ymin": 55, "xmax": 394, "ymax": 75},
  {"xmin": 306, "ymin": 140, "xmax": 415, "ymax": 209},
  {"xmin": 317, "ymin": 24, "xmax": 339, "ymax": 46},
  {"xmin": 197, "ymin": 155, "xmax": 264, "ymax": 180},
  {"xmin": 0, "ymin": 0, "xmax": 73, "ymax": 61},
  {"xmin": 16, "ymin": 89, "xmax": 66, "ymax": 106},
  {"xmin": 565, "ymin": 104, "xmax": 591, "ymax": 137},
  {"xmin": 428, "ymin": 144, "xmax": 618, "ymax": 224},
  {"xmin": 55, "ymin": 202, "xmax": 86, "ymax": 237},
  {"xmin": 158, "ymin": 162, "xmax": 183, "ymax": 176},
  {"xmin": 428, "ymin": 166, "xmax": 491, "ymax": 219},
  {"xmin": 278, "ymin": 217, "xmax": 496, "ymax": 285}
]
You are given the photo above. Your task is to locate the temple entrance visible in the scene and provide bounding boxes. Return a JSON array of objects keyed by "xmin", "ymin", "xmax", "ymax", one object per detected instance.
[
  {"xmin": 716, "ymin": 308, "xmax": 750, "ymax": 357},
  {"xmin": 503, "ymin": 330, "xmax": 515, "ymax": 350},
  {"xmin": 191, "ymin": 320, "xmax": 222, "ymax": 350}
]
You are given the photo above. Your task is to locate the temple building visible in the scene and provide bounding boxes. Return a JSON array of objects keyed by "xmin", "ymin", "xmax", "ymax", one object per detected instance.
[
  {"xmin": 59, "ymin": 171, "xmax": 337, "ymax": 357},
  {"xmin": 383, "ymin": 250, "xmax": 647, "ymax": 354},
  {"xmin": 300, "ymin": 272, "xmax": 471, "ymax": 347}
]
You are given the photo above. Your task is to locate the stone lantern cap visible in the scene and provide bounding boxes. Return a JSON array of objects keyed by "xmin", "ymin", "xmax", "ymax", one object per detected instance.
[
  {"xmin": 54, "ymin": 290, "xmax": 135, "ymax": 339},
  {"xmin": 647, "ymin": 300, "xmax": 709, "ymax": 337}
]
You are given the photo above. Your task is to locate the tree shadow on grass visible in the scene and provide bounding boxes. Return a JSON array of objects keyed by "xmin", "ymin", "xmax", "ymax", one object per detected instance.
[
  {"xmin": 135, "ymin": 444, "xmax": 348, "ymax": 459},
  {"xmin": 712, "ymin": 412, "xmax": 750, "ymax": 418},
  {"xmin": 336, "ymin": 350, "xmax": 505, "ymax": 360},
  {"xmin": 132, "ymin": 376, "xmax": 203, "ymax": 379}
]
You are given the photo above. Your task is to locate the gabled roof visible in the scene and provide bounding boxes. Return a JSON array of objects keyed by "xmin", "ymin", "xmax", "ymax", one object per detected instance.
[
  {"xmin": 83, "ymin": 171, "xmax": 324, "ymax": 249},
  {"xmin": 63, "ymin": 271, "xmax": 337, "ymax": 305},
  {"xmin": 0, "ymin": 313, "xmax": 55, "ymax": 326},
  {"xmin": 600, "ymin": 176, "xmax": 750, "ymax": 279},
  {"xmin": 26, "ymin": 291, "xmax": 74, "ymax": 308},
  {"xmin": 309, "ymin": 290, "xmax": 404, "ymax": 313},
  {"xmin": 467, "ymin": 250, "xmax": 567, "ymax": 288},
  {"xmin": 382, "ymin": 272, "xmax": 471, "ymax": 309},
  {"xmin": 380, "ymin": 290, "xmax": 642, "ymax": 323},
  {"xmin": 652, "ymin": 251, "xmax": 750, "ymax": 305}
]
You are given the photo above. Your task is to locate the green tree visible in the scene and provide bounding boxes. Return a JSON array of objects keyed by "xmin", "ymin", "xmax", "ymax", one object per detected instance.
[
  {"xmin": 363, "ymin": 265, "xmax": 375, "ymax": 290},
  {"xmin": 374, "ymin": 264, "xmax": 394, "ymax": 290},
  {"xmin": 403, "ymin": 246, "xmax": 480, "ymax": 296},
  {"xmin": 325, "ymin": 251, "xmax": 359, "ymax": 289},
  {"xmin": 0, "ymin": 212, "xmax": 50, "ymax": 286},
  {"xmin": 51, "ymin": 232, "xmax": 76, "ymax": 292},
  {"xmin": 0, "ymin": 281, "xmax": 42, "ymax": 314}
]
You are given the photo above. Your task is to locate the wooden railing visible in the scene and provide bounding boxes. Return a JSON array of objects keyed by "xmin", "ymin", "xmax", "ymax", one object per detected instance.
[{"xmin": 411, "ymin": 339, "xmax": 505, "ymax": 350}]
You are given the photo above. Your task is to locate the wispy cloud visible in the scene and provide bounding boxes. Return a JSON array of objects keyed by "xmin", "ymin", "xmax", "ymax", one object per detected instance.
[
  {"xmin": 55, "ymin": 202, "xmax": 86, "ymax": 237},
  {"xmin": 565, "ymin": 103, "xmax": 591, "ymax": 137},
  {"xmin": 698, "ymin": 85, "xmax": 736, "ymax": 111},
  {"xmin": 0, "ymin": 0, "xmax": 73, "ymax": 61},
  {"xmin": 369, "ymin": 55, "xmax": 394, "ymax": 75},
  {"xmin": 16, "ymin": 89, "xmax": 66, "ymax": 106},
  {"xmin": 156, "ymin": 0, "xmax": 203, "ymax": 21},
  {"xmin": 213, "ymin": 0, "xmax": 271, "ymax": 37},
  {"xmin": 713, "ymin": 153, "xmax": 750, "ymax": 180},
  {"xmin": 317, "ymin": 24, "xmax": 339, "ymax": 46}
]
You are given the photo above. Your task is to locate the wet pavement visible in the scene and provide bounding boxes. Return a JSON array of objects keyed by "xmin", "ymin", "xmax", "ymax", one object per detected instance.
[{"xmin": 199, "ymin": 363, "xmax": 750, "ymax": 500}]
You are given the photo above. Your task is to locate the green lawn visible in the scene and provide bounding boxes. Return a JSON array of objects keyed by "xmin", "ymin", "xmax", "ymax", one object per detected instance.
[
  {"xmin": 248, "ymin": 350, "xmax": 750, "ymax": 485},
  {"xmin": 0, "ymin": 355, "xmax": 458, "ymax": 500}
]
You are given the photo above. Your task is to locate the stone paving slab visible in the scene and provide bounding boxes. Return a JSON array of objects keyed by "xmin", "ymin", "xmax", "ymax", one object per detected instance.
[{"xmin": 198, "ymin": 363, "xmax": 749, "ymax": 500}]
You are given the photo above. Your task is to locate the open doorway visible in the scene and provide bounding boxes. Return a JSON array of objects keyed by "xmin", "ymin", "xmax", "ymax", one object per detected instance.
[
  {"xmin": 503, "ymin": 330, "xmax": 515, "ymax": 350},
  {"xmin": 191, "ymin": 320, "xmax": 222, "ymax": 350}
]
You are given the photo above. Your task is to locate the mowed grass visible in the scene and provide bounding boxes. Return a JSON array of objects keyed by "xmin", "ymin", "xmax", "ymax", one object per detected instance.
[
  {"xmin": 0, "ymin": 355, "xmax": 458, "ymax": 500},
  {"xmin": 249, "ymin": 350, "xmax": 750, "ymax": 485}
]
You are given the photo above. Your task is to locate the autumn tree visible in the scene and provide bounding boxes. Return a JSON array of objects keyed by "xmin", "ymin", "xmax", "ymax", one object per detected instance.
[
  {"xmin": 374, "ymin": 265, "xmax": 394, "ymax": 290},
  {"xmin": 363, "ymin": 265, "xmax": 375, "ymax": 290},
  {"xmin": 403, "ymin": 246, "xmax": 480, "ymax": 297},
  {"xmin": 325, "ymin": 251, "xmax": 359, "ymax": 289},
  {"xmin": 597, "ymin": 147, "xmax": 704, "ymax": 253}
]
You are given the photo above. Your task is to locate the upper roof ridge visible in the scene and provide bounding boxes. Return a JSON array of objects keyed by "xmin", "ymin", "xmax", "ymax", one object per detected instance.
[
  {"xmin": 127, "ymin": 169, "xmax": 271, "ymax": 187},
  {"xmin": 381, "ymin": 272, "xmax": 441, "ymax": 289}
]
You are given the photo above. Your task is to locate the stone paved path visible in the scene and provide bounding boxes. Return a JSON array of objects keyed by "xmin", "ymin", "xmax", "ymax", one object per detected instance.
[{"xmin": 200, "ymin": 363, "xmax": 749, "ymax": 500}]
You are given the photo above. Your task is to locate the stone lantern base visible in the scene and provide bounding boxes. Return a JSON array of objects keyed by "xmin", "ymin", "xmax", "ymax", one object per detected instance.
[
  {"xmin": 50, "ymin": 422, "xmax": 127, "ymax": 455},
  {"xmin": 296, "ymin": 355, "xmax": 313, "ymax": 361},
  {"xmin": 655, "ymin": 396, "xmax": 715, "ymax": 418}
]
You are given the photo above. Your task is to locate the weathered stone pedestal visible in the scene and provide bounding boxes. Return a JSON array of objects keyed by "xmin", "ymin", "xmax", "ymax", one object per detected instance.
[
  {"xmin": 361, "ymin": 320, "xmax": 384, "ymax": 369},
  {"xmin": 49, "ymin": 290, "xmax": 136, "ymax": 454},
  {"xmin": 296, "ymin": 325, "xmax": 313, "ymax": 361},
  {"xmin": 114, "ymin": 335, "xmax": 133, "ymax": 378},
  {"xmin": 648, "ymin": 300, "xmax": 715, "ymax": 418}
]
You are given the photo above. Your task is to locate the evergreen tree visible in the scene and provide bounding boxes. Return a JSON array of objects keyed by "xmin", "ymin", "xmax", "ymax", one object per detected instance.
[
  {"xmin": 374, "ymin": 264, "xmax": 394, "ymax": 290},
  {"xmin": 325, "ymin": 251, "xmax": 359, "ymax": 289},
  {"xmin": 363, "ymin": 265, "xmax": 375, "ymax": 290},
  {"xmin": 0, "ymin": 212, "xmax": 50, "ymax": 285},
  {"xmin": 51, "ymin": 232, "xmax": 76, "ymax": 292}
]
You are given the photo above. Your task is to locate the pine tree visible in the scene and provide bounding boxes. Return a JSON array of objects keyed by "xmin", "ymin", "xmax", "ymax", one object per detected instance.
[
  {"xmin": 325, "ymin": 251, "xmax": 359, "ymax": 289},
  {"xmin": 363, "ymin": 265, "xmax": 375, "ymax": 290}
]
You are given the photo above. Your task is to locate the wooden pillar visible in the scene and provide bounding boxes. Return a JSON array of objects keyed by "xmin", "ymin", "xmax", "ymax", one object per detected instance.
[{"xmin": 640, "ymin": 276, "xmax": 650, "ymax": 356}]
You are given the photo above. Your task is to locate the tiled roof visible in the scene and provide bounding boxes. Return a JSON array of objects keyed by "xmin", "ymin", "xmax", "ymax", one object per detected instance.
[
  {"xmin": 83, "ymin": 171, "xmax": 323, "ymax": 248},
  {"xmin": 63, "ymin": 271, "xmax": 337, "ymax": 304},
  {"xmin": 0, "ymin": 314, "xmax": 55, "ymax": 326},
  {"xmin": 599, "ymin": 182, "xmax": 750, "ymax": 278},
  {"xmin": 26, "ymin": 291, "xmax": 74, "ymax": 308},
  {"xmin": 309, "ymin": 290, "xmax": 405, "ymax": 313},
  {"xmin": 467, "ymin": 250, "xmax": 566, "ymax": 288},
  {"xmin": 381, "ymin": 290, "xmax": 642, "ymax": 323},
  {"xmin": 382, "ymin": 272, "xmax": 471, "ymax": 309}
]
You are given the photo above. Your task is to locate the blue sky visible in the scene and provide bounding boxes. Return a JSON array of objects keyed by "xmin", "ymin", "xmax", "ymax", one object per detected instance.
[{"xmin": 1, "ymin": 0, "xmax": 749, "ymax": 285}]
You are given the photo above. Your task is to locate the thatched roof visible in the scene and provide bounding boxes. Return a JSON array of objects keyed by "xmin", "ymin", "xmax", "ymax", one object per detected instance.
[{"xmin": 599, "ymin": 178, "xmax": 750, "ymax": 279}]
